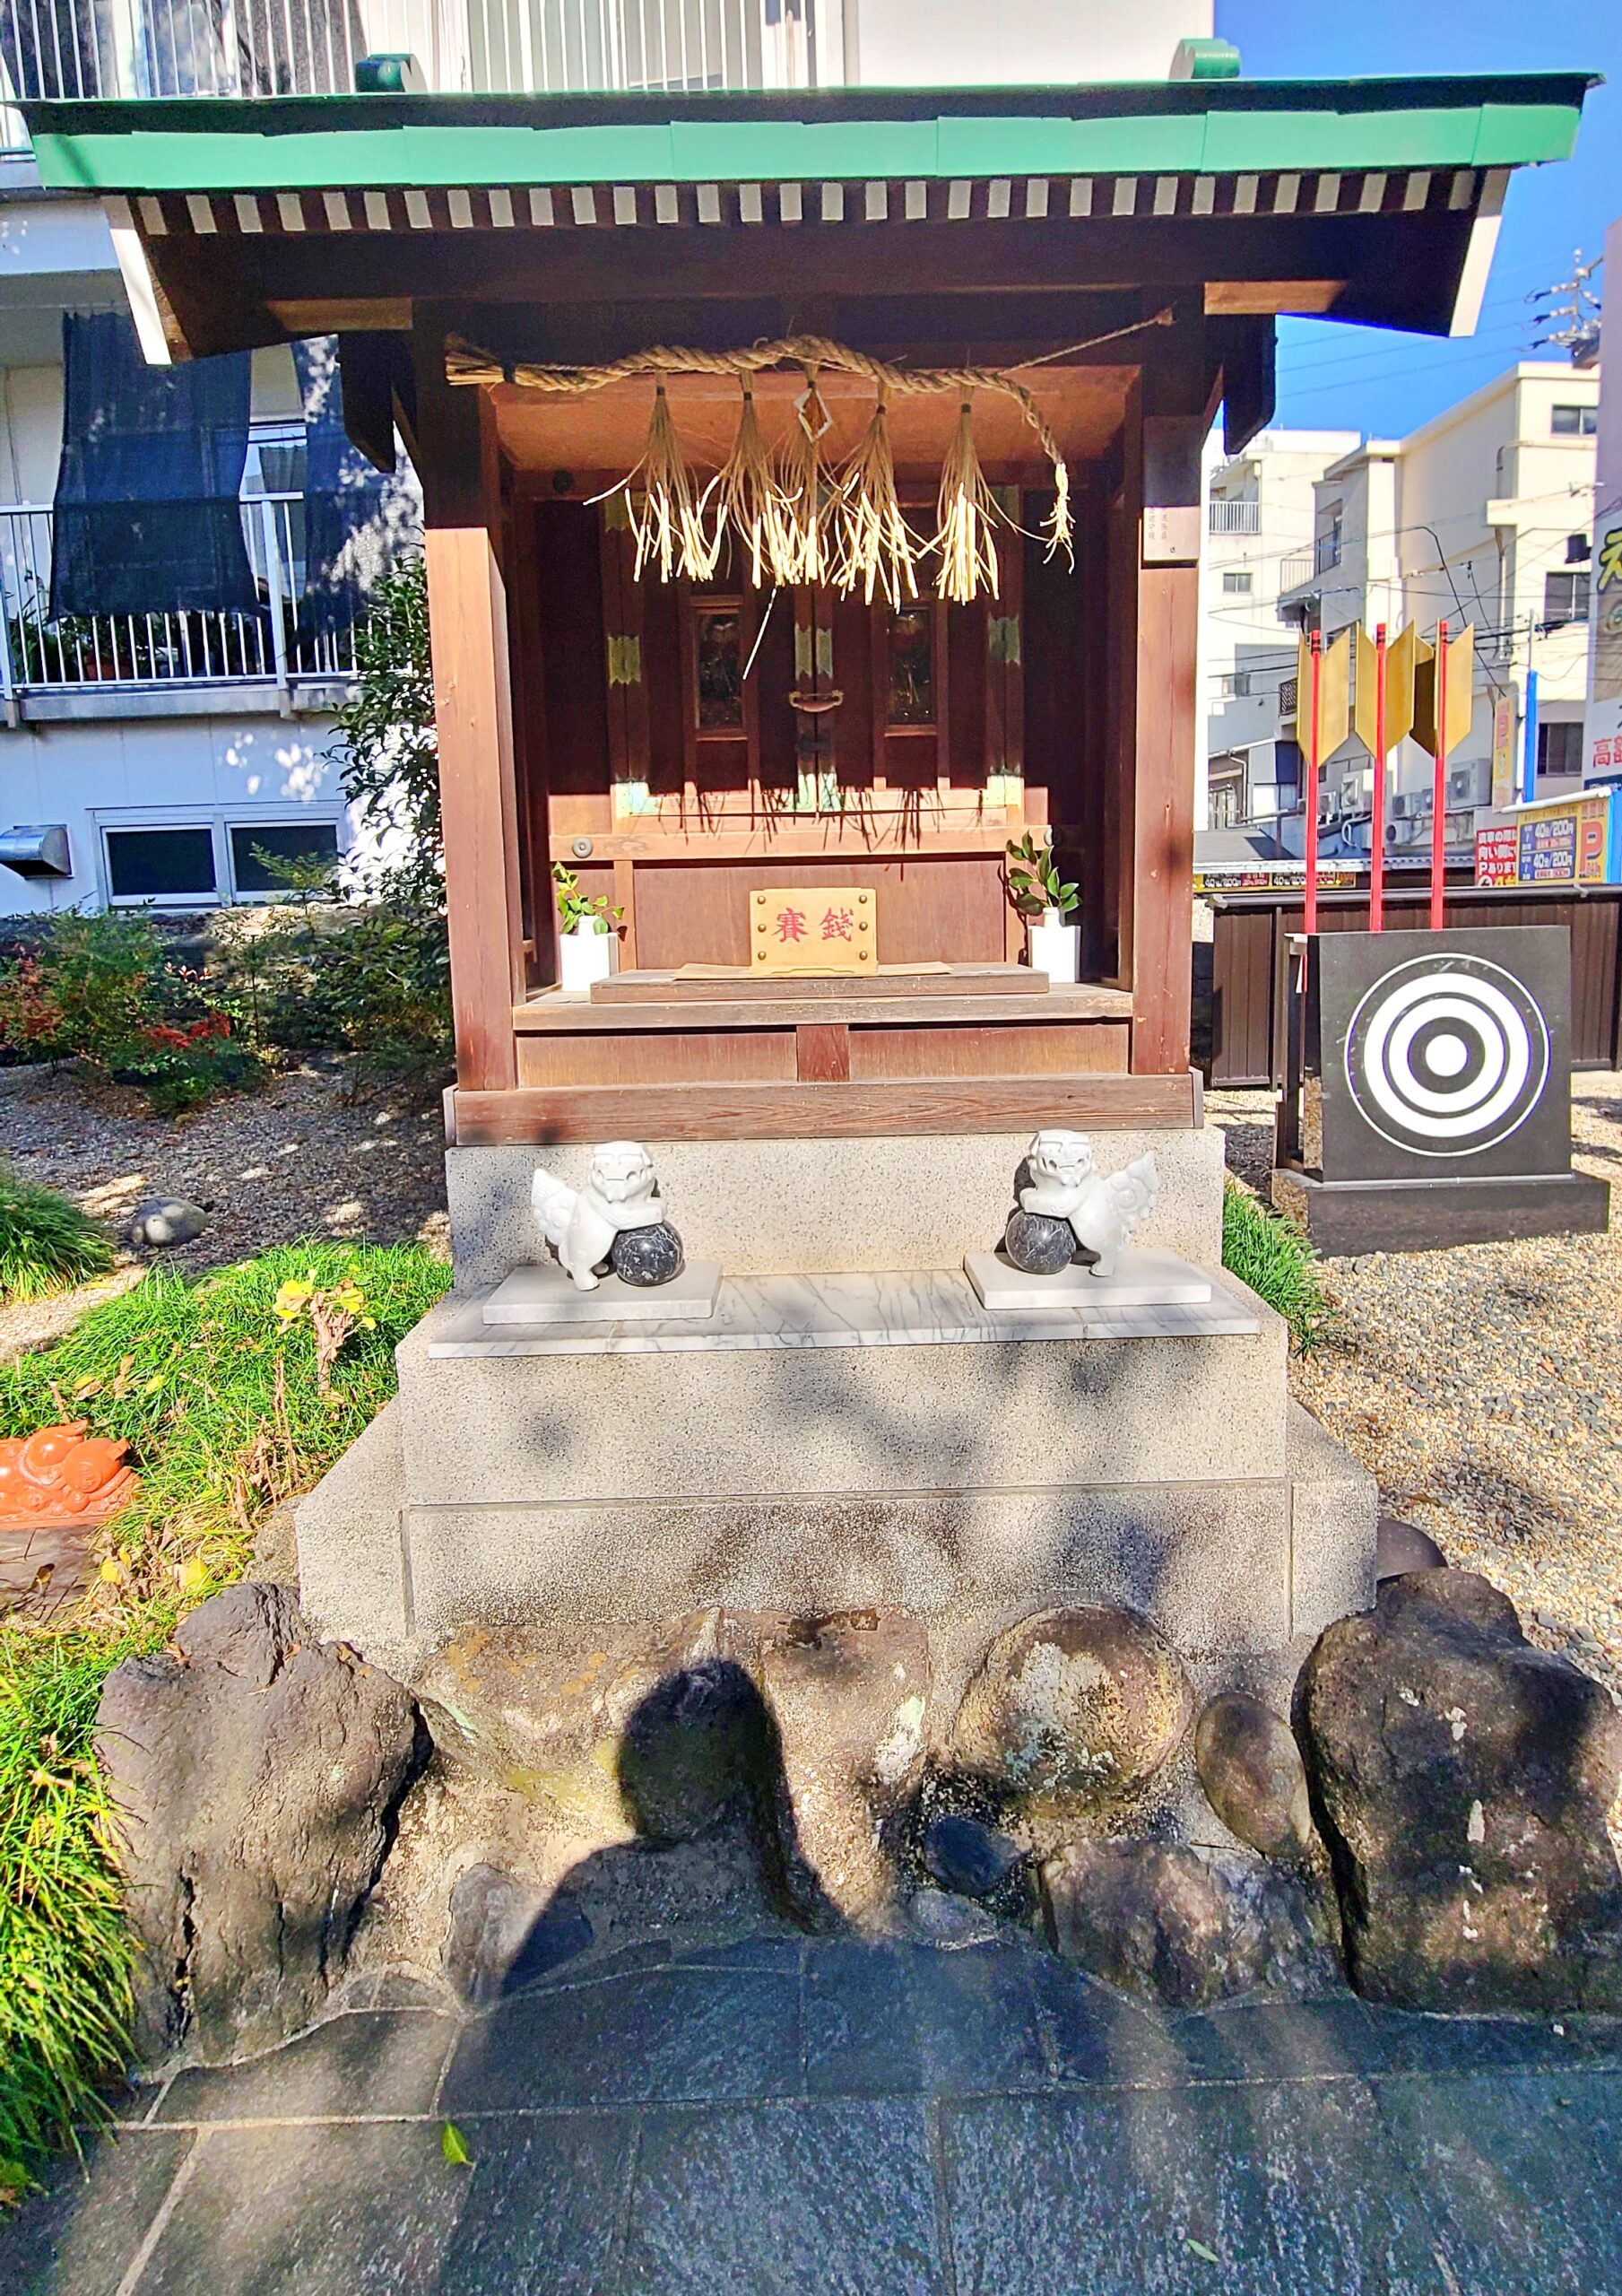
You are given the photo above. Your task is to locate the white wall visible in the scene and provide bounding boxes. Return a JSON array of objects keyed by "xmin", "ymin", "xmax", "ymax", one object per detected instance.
[
  {"xmin": 0, "ymin": 710, "xmax": 351, "ymax": 915},
  {"xmin": 846, "ymin": 0, "xmax": 1210, "ymax": 85}
]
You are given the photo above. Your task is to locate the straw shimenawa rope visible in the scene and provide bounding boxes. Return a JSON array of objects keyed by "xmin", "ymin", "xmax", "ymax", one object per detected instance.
[{"xmin": 447, "ymin": 315, "xmax": 1173, "ymax": 596}]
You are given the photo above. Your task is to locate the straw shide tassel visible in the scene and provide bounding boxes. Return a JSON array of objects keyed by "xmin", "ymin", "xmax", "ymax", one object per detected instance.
[
  {"xmin": 627, "ymin": 380, "xmax": 718, "ymax": 584},
  {"xmin": 833, "ymin": 387, "xmax": 918, "ymax": 608},
  {"xmin": 715, "ymin": 380, "xmax": 783, "ymax": 588},
  {"xmin": 772, "ymin": 368, "xmax": 834, "ymax": 587},
  {"xmin": 932, "ymin": 396, "xmax": 1002, "ymax": 604}
]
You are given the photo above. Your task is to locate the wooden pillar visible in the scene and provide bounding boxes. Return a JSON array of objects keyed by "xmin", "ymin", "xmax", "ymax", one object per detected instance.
[
  {"xmin": 1126, "ymin": 383, "xmax": 1203, "ymax": 1077},
  {"xmin": 416, "ymin": 313, "xmax": 525, "ymax": 1092}
]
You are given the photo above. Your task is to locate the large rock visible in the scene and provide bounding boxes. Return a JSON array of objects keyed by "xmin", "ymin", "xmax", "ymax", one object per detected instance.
[
  {"xmin": 752, "ymin": 1608, "xmax": 928, "ymax": 1926},
  {"xmin": 951, "ymin": 1606, "xmax": 1193, "ymax": 1846},
  {"xmin": 97, "ymin": 1583, "xmax": 422, "ymax": 2061},
  {"xmin": 1195, "ymin": 1692, "xmax": 1315, "ymax": 1860},
  {"xmin": 1297, "ymin": 1570, "xmax": 1622, "ymax": 2013},
  {"xmin": 1042, "ymin": 1839, "xmax": 1339, "ymax": 2008},
  {"xmin": 412, "ymin": 1613, "xmax": 776, "ymax": 1848}
]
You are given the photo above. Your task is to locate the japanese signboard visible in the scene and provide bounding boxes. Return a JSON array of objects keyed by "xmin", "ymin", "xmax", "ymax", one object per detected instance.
[
  {"xmin": 750, "ymin": 886, "xmax": 876, "ymax": 972},
  {"xmin": 1474, "ymin": 823, "xmax": 1518, "ymax": 887},
  {"xmin": 1473, "ymin": 792, "xmax": 1618, "ymax": 888},
  {"xmin": 1490, "ymin": 691, "xmax": 1518, "ymax": 811}
]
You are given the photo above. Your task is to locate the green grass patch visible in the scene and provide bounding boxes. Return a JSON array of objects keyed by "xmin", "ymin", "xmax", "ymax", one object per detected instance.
[
  {"xmin": 0, "ymin": 1168, "xmax": 113, "ymax": 1304},
  {"xmin": 0, "ymin": 1239, "xmax": 450, "ymax": 2196},
  {"xmin": 0, "ymin": 1628, "xmax": 140, "ymax": 2200},
  {"xmin": 0, "ymin": 1240, "xmax": 450, "ymax": 1619},
  {"xmin": 1221, "ymin": 1176, "xmax": 1331, "ymax": 1352}
]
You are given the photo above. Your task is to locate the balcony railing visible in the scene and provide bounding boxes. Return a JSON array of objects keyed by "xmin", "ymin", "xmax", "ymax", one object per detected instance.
[
  {"xmin": 1208, "ymin": 499, "xmax": 1261, "ymax": 535},
  {"xmin": 0, "ymin": 494, "xmax": 360, "ymax": 711},
  {"xmin": 0, "ymin": 0, "xmax": 811, "ymax": 145},
  {"xmin": 1278, "ymin": 552, "xmax": 1314, "ymax": 594}
]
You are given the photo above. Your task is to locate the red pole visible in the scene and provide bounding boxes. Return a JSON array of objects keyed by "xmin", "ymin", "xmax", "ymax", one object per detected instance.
[
  {"xmin": 1369, "ymin": 622, "xmax": 1387, "ymax": 933},
  {"xmin": 1304, "ymin": 631, "xmax": 1323, "ymax": 935},
  {"xmin": 1430, "ymin": 618, "xmax": 1449, "ymax": 930}
]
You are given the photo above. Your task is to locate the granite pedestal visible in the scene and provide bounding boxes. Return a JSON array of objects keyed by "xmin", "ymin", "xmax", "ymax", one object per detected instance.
[{"xmin": 296, "ymin": 1126, "xmax": 1378, "ymax": 1707}]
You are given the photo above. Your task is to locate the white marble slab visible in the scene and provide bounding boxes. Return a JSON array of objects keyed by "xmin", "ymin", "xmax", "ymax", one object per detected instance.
[
  {"xmin": 482, "ymin": 1259, "xmax": 722, "ymax": 1325},
  {"xmin": 427, "ymin": 1266, "xmax": 1260, "ymax": 1359},
  {"xmin": 963, "ymin": 1246, "xmax": 1213, "ymax": 1313}
]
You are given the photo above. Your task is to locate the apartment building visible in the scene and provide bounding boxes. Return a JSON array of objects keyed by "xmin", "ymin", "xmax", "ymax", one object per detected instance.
[
  {"xmin": 1201, "ymin": 426, "xmax": 1358, "ymax": 833},
  {"xmin": 0, "ymin": 0, "xmax": 1217, "ymax": 914},
  {"xmin": 1275, "ymin": 361, "xmax": 1599, "ymax": 861}
]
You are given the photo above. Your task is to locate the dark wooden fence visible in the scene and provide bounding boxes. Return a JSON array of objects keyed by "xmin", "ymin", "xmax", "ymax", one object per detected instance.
[{"xmin": 1200, "ymin": 884, "xmax": 1622, "ymax": 1088}]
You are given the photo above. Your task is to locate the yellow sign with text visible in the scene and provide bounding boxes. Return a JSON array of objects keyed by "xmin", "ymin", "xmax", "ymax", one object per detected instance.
[{"xmin": 750, "ymin": 887, "xmax": 876, "ymax": 972}]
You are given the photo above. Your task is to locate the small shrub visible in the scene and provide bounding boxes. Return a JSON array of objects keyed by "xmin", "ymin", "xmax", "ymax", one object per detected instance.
[
  {"xmin": 0, "ymin": 911, "xmax": 263, "ymax": 1113},
  {"xmin": 0, "ymin": 1628, "xmax": 139, "ymax": 2200},
  {"xmin": 1221, "ymin": 1176, "xmax": 1330, "ymax": 1351},
  {"xmin": 224, "ymin": 891, "xmax": 450, "ymax": 1092},
  {"xmin": 0, "ymin": 1169, "xmax": 112, "ymax": 1302}
]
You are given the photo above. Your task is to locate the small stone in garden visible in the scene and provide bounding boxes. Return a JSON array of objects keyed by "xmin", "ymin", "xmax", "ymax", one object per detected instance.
[
  {"xmin": 1193, "ymin": 1692, "xmax": 1314, "ymax": 1861},
  {"xmin": 908, "ymin": 1887, "xmax": 1001, "ymax": 1948},
  {"xmin": 126, "ymin": 1196, "xmax": 209, "ymax": 1249},
  {"xmin": 442, "ymin": 1864, "xmax": 593, "ymax": 2005},
  {"xmin": 1002, "ymin": 1208, "xmax": 1075, "ymax": 1275},
  {"xmin": 923, "ymin": 1813, "xmax": 1024, "ymax": 1900},
  {"xmin": 610, "ymin": 1222, "xmax": 685, "ymax": 1287},
  {"xmin": 1375, "ymin": 1516, "xmax": 1447, "ymax": 1582}
]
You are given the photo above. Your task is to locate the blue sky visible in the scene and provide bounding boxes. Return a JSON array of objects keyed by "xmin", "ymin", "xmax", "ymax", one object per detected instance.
[{"xmin": 1217, "ymin": 0, "xmax": 1618, "ymax": 440}]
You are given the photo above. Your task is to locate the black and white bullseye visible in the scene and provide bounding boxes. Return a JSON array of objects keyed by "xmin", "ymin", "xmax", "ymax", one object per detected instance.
[{"xmin": 1342, "ymin": 953, "xmax": 1550, "ymax": 1158}]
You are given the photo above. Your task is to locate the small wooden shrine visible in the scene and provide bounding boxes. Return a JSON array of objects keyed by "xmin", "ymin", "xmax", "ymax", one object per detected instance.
[{"xmin": 22, "ymin": 73, "xmax": 1589, "ymax": 1149}]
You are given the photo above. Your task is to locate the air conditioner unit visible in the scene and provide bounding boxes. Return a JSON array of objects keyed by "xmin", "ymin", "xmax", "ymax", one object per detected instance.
[{"xmin": 1448, "ymin": 761, "xmax": 1489, "ymax": 805}]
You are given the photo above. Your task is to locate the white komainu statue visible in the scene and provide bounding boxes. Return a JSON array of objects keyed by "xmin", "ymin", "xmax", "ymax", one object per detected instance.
[
  {"xmin": 531, "ymin": 1142, "xmax": 665, "ymax": 1290},
  {"xmin": 1017, "ymin": 1127, "xmax": 1159, "ymax": 1278}
]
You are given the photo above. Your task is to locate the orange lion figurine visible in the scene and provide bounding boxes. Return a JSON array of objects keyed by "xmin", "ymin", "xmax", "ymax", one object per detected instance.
[{"xmin": 0, "ymin": 1421, "xmax": 139, "ymax": 1526}]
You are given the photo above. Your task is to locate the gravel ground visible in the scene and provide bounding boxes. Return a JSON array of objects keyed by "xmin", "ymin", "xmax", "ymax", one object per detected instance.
[
  {"xmin": 0, "ymin": 1057, "xmax": 449, "ymax": 1360},
  {"xmin": 1210, "ymin": 1074, "xmax": 1622, "ymax": 1700}
]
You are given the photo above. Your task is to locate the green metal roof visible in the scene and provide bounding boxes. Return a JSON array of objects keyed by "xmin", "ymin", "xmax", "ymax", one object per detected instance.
[{"xmin": 21, "ymin": 74, "xmax": 1594, "ymax": 195}]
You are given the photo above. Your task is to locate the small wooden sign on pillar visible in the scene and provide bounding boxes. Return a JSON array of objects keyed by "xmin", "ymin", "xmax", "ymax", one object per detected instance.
[{"xmin": 750, "ymin": 887, "xmax": 877, "ymax": 973}]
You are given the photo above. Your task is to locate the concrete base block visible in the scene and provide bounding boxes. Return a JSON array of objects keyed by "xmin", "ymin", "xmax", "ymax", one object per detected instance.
[
  {"xmin": 393, "ymin": 1283, "xmax": 1289, "ymax": 1506},
  {"xmin": 1271, "ymin": 1166, "xmax": 1610, "ymax": 1257},
  {"xmin": 963, "ymin": 1246, "xmax": 1213, "ymax": 1311},
  {"xmin": 400, "ymin": 1479, "xmax": 1294, "ymax": 1659},
  {"xmin": 483, "ymin": 1259, "xmax": 722, "ymax": 1325},
  {"xmin": 292, "ymin": 1397, "xmax": 410, "ymax": 1670},
  {"xmin": 1287, "ymin": 1398, "xmax": 1379, "ymax": 1639},
  {"xmin": 447, "ymin": 1126, "xmax": 1226, "ymax": 1288}
]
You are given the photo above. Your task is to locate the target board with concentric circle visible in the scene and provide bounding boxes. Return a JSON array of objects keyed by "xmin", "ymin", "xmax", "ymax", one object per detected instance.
[{"xmin": 1341, "ymin": 952, "xmax": 1551, "ymax": 1161}]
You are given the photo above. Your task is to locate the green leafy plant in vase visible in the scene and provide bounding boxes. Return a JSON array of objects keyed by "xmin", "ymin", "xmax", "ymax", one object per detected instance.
[
  {"xmin": 552, "ymin": 863, "xmax": 624, "ymax": 993},
  {"xmin": 1005, "ymin": 832, "xmax": 1080, "ymax": 983}
]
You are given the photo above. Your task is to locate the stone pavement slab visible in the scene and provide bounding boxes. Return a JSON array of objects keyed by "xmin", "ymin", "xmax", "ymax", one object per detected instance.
[{"xmin": 4, "ymin": 1934, "xmax": 1622, "ymax": 2296}]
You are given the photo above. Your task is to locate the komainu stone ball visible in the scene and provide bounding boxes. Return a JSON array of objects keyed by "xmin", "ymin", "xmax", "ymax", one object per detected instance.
[
  {"xmin": 610, "ymin": 1222, "xmax": 685, "ymax": 1286},
  {"xmin": 1003, "ymin": 1208, "xmax": 1075, "ymax": 1274}
]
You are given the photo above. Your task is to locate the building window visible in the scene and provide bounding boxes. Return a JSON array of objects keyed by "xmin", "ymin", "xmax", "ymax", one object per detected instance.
[
  {"xmin": 1314, "ymin": 503, "xmax": 1343, "ymax": 574},
  {"xmin": 691, "ymin": 602, "xmax": 744, "ymax": 731},
  {"xmin": 1567, "ymin": 534, "xmax": 1592, "ymax": 564},
  {"xmin": 1216, "ymin": 670, "xmax": 1253, "ymax": 698},
  {"xmin": 104, "ymin": 825, "xmax": 218, "ymax": 906},
  {"xmin": 1551, "ymin": 404, "xmax": 1597, "ymax": 438},
  {"xmin": 1208, "ymin": 778, "xmax": 1243, "ymax": 829},
  {"xmin": 228, "ymin": 821, "xmax": 342, "ymax": 898},
  {"xmin": 1537, "ymin": 721, "xmax": 1583, "ymax": 778},
  {"xmin": 1221, "ymin": 570, "xmax": 1253, "ymax": 596},
  {"xmin": 1273, "ymin": 737, "xmax": 1303, "ymax": 787},
  {"xmin": 1543, "ymin": 570, "xmax": 1591, "ymax": 627}
]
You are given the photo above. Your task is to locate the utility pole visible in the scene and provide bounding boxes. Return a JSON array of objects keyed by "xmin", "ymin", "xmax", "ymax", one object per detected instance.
[{"xmin": 1529, "ymin": 251, "xmax": 1603, "ymax": 366}]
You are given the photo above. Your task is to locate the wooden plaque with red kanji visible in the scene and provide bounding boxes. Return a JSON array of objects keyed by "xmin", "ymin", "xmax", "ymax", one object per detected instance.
[{"xmin": 750, "ymin": 887, "xmax": 877, "ymax": 973}]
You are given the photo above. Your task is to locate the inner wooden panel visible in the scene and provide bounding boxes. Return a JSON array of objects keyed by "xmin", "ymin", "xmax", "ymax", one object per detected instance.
[
  {"xmin": 629, "ymin": 856, "xmax": 1008, "ymax": 969},
  {"xmin": 517, "ymin": 1028, "xmax": 795, "ymax": 1085},
  {"xmin": 495, "ymin": 362, "xmax": 1136, "ymax": 483}
]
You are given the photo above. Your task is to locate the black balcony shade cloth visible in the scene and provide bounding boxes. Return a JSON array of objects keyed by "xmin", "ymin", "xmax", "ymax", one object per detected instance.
[
  {"xmin": 50, "ymin": 311, "xmax": 256, "ymax": 620},
  {"xmin": 295, "ymin": 335, "xmax": 417, "ymax": 639}
]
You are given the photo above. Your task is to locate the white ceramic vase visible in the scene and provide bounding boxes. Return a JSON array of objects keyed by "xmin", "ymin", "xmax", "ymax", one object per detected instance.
[
  {"xmin": 1028, "ymin": 907, "xmax": 1080, "ymax": 984},
  {"xmin": 559, "ymin": 924, "xmax": 617, "ymax": 994}
]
